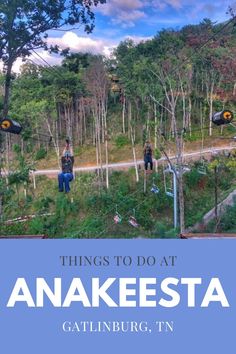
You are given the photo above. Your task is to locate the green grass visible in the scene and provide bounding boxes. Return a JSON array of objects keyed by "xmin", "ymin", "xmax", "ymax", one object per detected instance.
[{"xmin": 2, "ymin": 154, "xmax": 236, "ymax": 238}]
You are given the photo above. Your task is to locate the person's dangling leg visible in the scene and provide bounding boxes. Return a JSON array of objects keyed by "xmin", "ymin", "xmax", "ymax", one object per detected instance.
[
  {"xmin": 58, "ymin": 173, "xmax": 65, "ymax": 192},
  {"xmin": 150, "ymin": 159, "xmax": 153, "ymax": 170},
  {"xmin": 144, "ymin": 157, "xmax": 148, "ymax": 170},
  {"xmin": 146, "ymin": 156, "xmax": 153, "ymax": 171},
  {"xmin": 145, "ymin": 156, "xmax": 153, "ymax": 172},
  {"xmin": 64, "ymin": 173, "xmax": 74, "ymax": 193}
]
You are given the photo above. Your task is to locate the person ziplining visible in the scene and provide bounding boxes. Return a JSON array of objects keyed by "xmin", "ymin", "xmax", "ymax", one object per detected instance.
[
  {"xmin": 143, "ymin": 140, "xmax": 153, "ymax": 172},
  {"xmin": 58, "ymin": 139, "xmax": 74, "ymax": 193}
]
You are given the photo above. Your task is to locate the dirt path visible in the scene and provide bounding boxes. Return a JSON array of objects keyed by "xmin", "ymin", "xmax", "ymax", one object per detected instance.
[{"xmin": 30, "ymin": 144, "xmax": 234, "ymax": 178}]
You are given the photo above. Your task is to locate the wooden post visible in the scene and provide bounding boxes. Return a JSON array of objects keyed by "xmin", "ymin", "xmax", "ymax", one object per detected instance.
[
  {"xmin": 214, "ymin": 166, "xmax": 218, "ymax": 221},
  {"xmin": 155, "ymin": 159, "xmax": 158, "ymax": 173},
  {"xmin": 144, "ymin": 170, "xmax": 147, "ymax": 193},
  {"xmin": 24, "ymin": 182, "xmax": 27, "ymax": 199},
  {"xmin": 32, "ymin": 171, "xmax": 36, "ymax": 190}
]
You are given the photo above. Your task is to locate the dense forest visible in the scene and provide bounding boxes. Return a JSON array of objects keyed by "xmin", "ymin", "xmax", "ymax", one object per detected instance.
[{"xmin": 1, "ymin": 18, "xmax": 236, "ymax": 237}]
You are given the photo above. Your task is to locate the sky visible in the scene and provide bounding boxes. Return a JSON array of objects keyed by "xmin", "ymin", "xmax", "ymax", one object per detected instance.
[{"xmin": 7, "ymin": 0, "xmax": 236, "ymax": 72}]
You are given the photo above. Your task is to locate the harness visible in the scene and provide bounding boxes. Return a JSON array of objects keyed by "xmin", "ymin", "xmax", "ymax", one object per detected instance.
[
  {"xmin": 62, "ymin": 157, "xmax": 73, "ymax": 173},
  {"xmin": 145, "ymin": 144, "xmax": 152, "ymax": 156}
]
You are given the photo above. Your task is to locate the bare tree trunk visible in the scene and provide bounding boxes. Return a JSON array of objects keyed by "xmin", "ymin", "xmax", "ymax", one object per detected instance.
[
  {"xmin": 64, "ymin": 104, "xmax": 73, "ymax": 140},
  {"xmin": 58, "ymin": 104, "xmax": 62, "ymax": 137},
  {"xmin": 5, "ymin": 133, "xmax": 10, "ymax": 189},
  {"xmin": 176, "ymin": 132, "xmax": 185, "ymax": 233},
  {"xmin": 75, "ymin": 98, "xmax": 80, "ymax": 145},
  {"xmin": 105, "ymin": 134, "xmax": 109, "ymax": 189},
  {"xmin": 206, "ymin": 75, "xmax": 215, "ymax": 137},
  {"xmin": 21, "ymin": 139, "xmax": 24, "ymax": 155},
  {"xmin": 150, "ymin": 67, "xmax": 185, "ymax": 232},
  {"xmin": 69, "ymin": 103, "xmax": 73, "ymax": 140},
  {"xmin": 122, "ymin": 94, "xmax": 126, "ymax": 134},
  {"xmin": 209, "ymin": 90, "xmax": 213, "ymax": 137},
  {"xmin": 3, "ymin": 60, "xmax": 14, "ymax": 118},
  {"xmin": 35, "ymin": 126, "xmax": 40, "ymax": 149},
  {"xmin": 214, "ymin": 166, "xmax": 219, "ymax": 233},
  {"xmin": 233, "ymin": 82, "xmax": 236, "ymax": 96},
  {"xmin": 93, "ymin": 120, "xmax": 96, "ymax": 146},
  {"xmin": 188, "ymin": 97, "xmax": 192, "ymax": 135},
  {"xmin": 82, "ymin": 99, "xmax": 87, "ymax": 143},
  {"xmin": 179, "ymin": 78, "xmax": 186, "ymax": 129},
  {"xmin": 154, "ymin": 103, "xmax": 158, "ymax": 150},
  {"xmin": 172, "ymin": 108, "xmax": 185, "ymax": 233},
  {"xmin": 93, "ymin": 106, "xmax": 103, "ymax": 180},
  {"xmin": 100, "ymin": 100, "xmax": 105, "ymax": 144},
  {"xmin": 128, "ymin": 101, "xmax": 132, "ymax": 140},
  {"xmin": 102, "ymin": 99, "xmax": 109, "ymax": 189},
  {"xmin": 95, "ymin": 120, "xmax": 99, "ymax": 169},
  {"xmin": 146, "ymin": 106, "xmax": 150, "ymax": 141},
  {"xmin": 130, "ymin": 124, "xmax": 139, "ymax": 183},
  {"xmin": 46, "ymin": 118, "xmax": 60, "ymax": 167}
]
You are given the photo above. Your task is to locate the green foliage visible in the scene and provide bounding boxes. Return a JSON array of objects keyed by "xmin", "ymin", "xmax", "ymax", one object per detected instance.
[
  {"xmin": 8, "ymin": 169, "xmax": 28, "ymax": 185},
  {"xmin": 154, "ymin": 221, "xmax": 168, "ymax": 237},
  {"xmin": 28, "ymin": 218, "xmax": 45, "ymax": 235},
  {"xmin": 115, "ymin": 134, "xmax": 129, "ymax": 148},
  {"xmin": 165, "ymin": 229, "xmax": 179, "ymax": 239},
  {"xmin": 74, "ymin": 216, "xmax": 104, "ymax": 238},
  {"xmin": 153, "ymin": 222, "xmax": 178, "ymax": 238},
  {"xmin": 74, "ymin": 146, "xmax": 81, "ymax": 155},
  {"xmin": 0, "ymin": 177, "xmax": 9, "ymax": 202},
  {"xmin": 205, "ymin": 201, "xmax": 236, "ymax": 233},
  {"xmin": 218, "ymin": 202, "xmax": 236, "ymax": 231},
  {"xmin": 34, "ymin": 147, "xmax": 47, "ymax": 161},
  {"xmin": 25, "ymin": 195, "xmax": 33, "ymax": 204},
  {"xmin": 0, "ymin": 222, "xmax": 27, "ymax": 236},
  {"xmin": 2, "ymin": 156, "xmax": 236, "ymax": 238},
  {"xmin": 13, "ymin": 144, "xmax": 21, "ymax": 154},
  {"xmin": 34, "ymin": 196, "xmax": 54, "ymax": 212},
  {"xmin": 4, "ymin": 14, "xmax": 236, "ymax": 238},
  {"xmin": 8, "ymin": 149, "xmax": 34, "ymax": 187},
  {"xmin": 0, "ymin": 2, "xmax": 105, "ymax": 65},
  {"xmin": 154, "ymin": 148, "xmax": 161, "ymax": 160},
  {"xmin": 185, "ymin": 166, "xmax": 206, "ymax": 188},
  {"xmin": 55, "ymin": 194, "xmax": 79, "ymax": 218},
  {"xmin": 109, "ymin": 171, "xmax": 131, "ymax": 196}
]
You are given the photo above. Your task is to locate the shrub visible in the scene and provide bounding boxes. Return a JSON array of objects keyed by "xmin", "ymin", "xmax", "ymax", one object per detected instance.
[
  {"xmin": 164, "ymin": 228, "xmax": 179, "ymax": 238},
  {"xmin": 13, "ymin": 144, "xmax": 21, "ymax": 154},
  {"xmin": 76, "ymin": 216, "xmax": 104, "ymax": 237},
  {"xmin": 154, "ymin": 221, "xmax": 167, "ymax": 237},
  {"xmin": 115, "ymin": 134, "xmax": 129, "ymax": 148},
  {"xmin": 28, "ymin": 218, "xmax": 45, "ymax": 234},
  {"xmin": 55, "ymin": 194, "xmax": 78, "ymax": 217},
  {"xmin": 185, "ymin": 167, "xmax": 206, "ymax": 189},
  {"xmin": 154, "ymin": 148, "xmax": 161, "ymax": 160},
  {"xmin": 35, "ymin": 147, "xmax": 47, "ymax": 160},
  {"xmin": 218, "ymin": 204, "xmax": 236, "ymax": 231},
  {"xmin": 34, "ymin": 196, "xmax": 54, "ymax": 211}
]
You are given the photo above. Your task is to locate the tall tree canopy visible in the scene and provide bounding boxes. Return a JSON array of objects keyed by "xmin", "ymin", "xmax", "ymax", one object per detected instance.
[{"xmin": 0, "ymin": 0, "xmax": 106, "ymax": 117}]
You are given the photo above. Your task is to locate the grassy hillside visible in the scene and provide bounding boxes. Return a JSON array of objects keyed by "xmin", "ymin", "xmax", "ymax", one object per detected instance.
[
  {"xmin": 35, "ymin": 132, "xmax": 236, "ymax": 170},
  {"xmin": 1, "ymin": 152, "xmax": 236, "ymax": 238}
]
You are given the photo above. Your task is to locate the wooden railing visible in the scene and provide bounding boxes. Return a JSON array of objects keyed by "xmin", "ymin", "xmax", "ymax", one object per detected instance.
[
  {"xmin": 181, "ymin": 233, "xmax": 236, "ymax": 239},
  {"xmin": 0, "ymin": 234, "xmax": 47, "ymax": 239}
]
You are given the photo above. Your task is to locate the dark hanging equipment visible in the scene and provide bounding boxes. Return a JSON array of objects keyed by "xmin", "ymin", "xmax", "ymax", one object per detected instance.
[
  {"xmin": 0, "ymin": 118, "xmax": 22, "ymax": 134},
  {"xmin": 212, "ymin": 110, "xmax": 234, "ymax": 126}
]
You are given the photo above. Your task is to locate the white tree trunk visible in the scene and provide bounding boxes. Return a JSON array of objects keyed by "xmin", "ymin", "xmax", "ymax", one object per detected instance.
[
  {"xmin": 130, "ymin": 125, "xmax": 139, "ymax": 183},
  {"xmin": 122, "ymin": 95, "xmax": 126, "ymax": 134}
]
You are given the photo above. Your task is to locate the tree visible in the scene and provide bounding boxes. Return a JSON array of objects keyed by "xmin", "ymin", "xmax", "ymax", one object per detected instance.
[
  {"xmin": 145, "ymin": 29, "xmax": 188, "ymax": 233},
  {"xmin": 0, "ymin": 0, "xmax": 106, "ymax": 117},
  {"xmin": 85, "ymin": 56, "xmax": 110, "ymax": 188}
]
